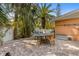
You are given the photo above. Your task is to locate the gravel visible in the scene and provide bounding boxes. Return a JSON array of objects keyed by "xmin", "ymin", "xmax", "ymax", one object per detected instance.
[{"xmin": 0, "ymin": 39, "xmax": 79, "ymax": 56}]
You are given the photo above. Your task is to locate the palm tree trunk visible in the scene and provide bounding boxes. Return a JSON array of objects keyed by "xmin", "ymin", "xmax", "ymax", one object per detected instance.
[
  {"xmin": 41, "ymin": 17, "xmax": 46, "ymax": 29},
  {"xmin": 14, "ymin": 11, "xmax": 18, "ymax": 39}
]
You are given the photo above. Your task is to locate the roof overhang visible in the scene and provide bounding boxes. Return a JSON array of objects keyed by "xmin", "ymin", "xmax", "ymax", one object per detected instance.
[{"xmin": 55, "ymin": 9, "xmax": 79, "ymax": 21}]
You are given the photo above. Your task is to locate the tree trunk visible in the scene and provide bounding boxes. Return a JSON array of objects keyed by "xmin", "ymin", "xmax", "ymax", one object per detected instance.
[
  {"xmin": 14, "ymin": 11, "xmax": 18, "ymax": 39},
  {"xmin": 41, "ymin": 17, "xmax": 46, "ymax": 29}
]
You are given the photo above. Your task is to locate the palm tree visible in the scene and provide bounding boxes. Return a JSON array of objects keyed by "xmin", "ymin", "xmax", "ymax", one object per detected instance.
[
  {"xmin": 56, "ymin": 3, "xmax": 61, "ymax": 17},
  {"xmin": 37, "ymin": 4, "xmax": 54, "ymax": 29},
  {"xmin": 10, "ymin": 3, "xmax": 20, "ymax": 39},
  {"xmin": 10, "ymin": 3, "xmax": 37, "ymax": 39},
  {"xmin": 0, "ymin": 3, "xmax": 20, "ymax": 39},
  {"xmin": 0, "ymin": 4, "xmax": 9, "ymax": 27},
  {"xmin": 0, "ymin": 4, "xmax": 9, "ymax": 45}
]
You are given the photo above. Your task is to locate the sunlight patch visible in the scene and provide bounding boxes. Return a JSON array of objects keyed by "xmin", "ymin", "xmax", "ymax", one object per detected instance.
[
  {"xmin": 64, "ymin": 44, "xmax": 79, "ymax": 50},
  {"xmin": 25, "ymin": 45, "xmax": 33, "ymax": 48}
]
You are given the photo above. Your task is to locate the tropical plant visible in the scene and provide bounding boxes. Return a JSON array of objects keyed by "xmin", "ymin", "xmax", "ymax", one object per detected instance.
[
  {"xmin": 0, "ymin": 3, "xmax": 55, "ymax": 40},
  {"xmin": 0, "ymin": 4, "xmax": 9, "ymax": 27},
  {"xmin": 37, "ymin": 4, "xmax": 54, "ymax": 29},
  {"xmin": 10, "ymin": 3, "xmax": 37, "ymax": 39},
  {"xmin": 56, "ymin": 3, "xmax": 61, "ymax": 17},
  {"xmin": 0, "ymin": 4, "xmax": 10, "ymax": 45}
]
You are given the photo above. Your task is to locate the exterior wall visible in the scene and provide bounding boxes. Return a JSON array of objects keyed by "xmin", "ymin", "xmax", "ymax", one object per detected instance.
[
  {"xmin": 55, "ymin": 18, "xmax": 79, "ymax": 40},
  {"xmin": 2, "ymin": 28, "xmax": 14, "ymax": 42}
]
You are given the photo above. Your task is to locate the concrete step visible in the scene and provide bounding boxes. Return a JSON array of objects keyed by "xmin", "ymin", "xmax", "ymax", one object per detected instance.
[{"xmin": 56, "ymin": 35, "xmax": 69, "ymax": 40}]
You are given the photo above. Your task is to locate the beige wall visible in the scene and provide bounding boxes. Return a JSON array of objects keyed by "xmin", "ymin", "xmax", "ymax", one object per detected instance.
[{"xmin": 55, "ymin": 18, "xmax": 79, "ymax": 40}]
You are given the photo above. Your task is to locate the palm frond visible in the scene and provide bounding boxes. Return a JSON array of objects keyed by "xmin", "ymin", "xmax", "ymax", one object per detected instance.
[
  {"xmin": 0, "ymin": 4, "xmax": 9, "ymax": 26},
  {"xmin": 46, "ymin": 4, "xmax": 52, "ymax": 9}
]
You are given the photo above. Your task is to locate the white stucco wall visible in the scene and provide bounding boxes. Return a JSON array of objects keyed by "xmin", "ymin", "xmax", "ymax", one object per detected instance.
[{"xmin": 2, "ymin": 28, "xmax": 13, "ymax": 42}]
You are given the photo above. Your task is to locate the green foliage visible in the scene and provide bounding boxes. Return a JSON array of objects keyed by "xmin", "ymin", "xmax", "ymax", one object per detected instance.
[
  {"xmin": 37, "ymin": 4, "xmax": 54, "ymax": 29},
  {"xmin": 35, "ymin": 19, "xmax": 41, "ymax": 28},
  {"xmin": 45, "ymin": 20, "xmax": 52, "ymax": 29},
  {"xmin": 0, "ymin": 31, "xmax": 3, "ymax": 45},
  {"xmin": 0, "ymin": 4, "xmax": 10, "ymax": 45},
  {"xmin": 10, "ymin": 4, "xmax": 38, "ymax": 39},
  {"xmin": 0, "ymin": 28, "xmax": 9, "ymax": 45},
  {"xmin": 0, "ymin": 3, "xmax": 55, "ymax": 39},
  {"xmin": 35, "ymin": 19, "xmax": 54, "ymax": 29},
  {"xmin": 0, "ymin": 5, "xmax": 9, "ymax": 27}
]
